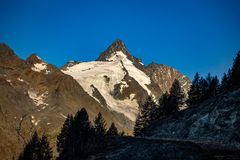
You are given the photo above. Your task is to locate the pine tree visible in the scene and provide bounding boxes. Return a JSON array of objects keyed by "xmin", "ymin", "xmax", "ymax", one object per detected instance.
[
  {"xmin": 106, "ymin": 123, "xmax": 118, "ymax": 136},
  {"xmin": 19, "ymin": 132, "xmax": 52, "ymax": 160},
  {"xmin": 94, "ymin": 112, "xmax": 107, "ymax": 136},
  {"xmin": 160, "ymin": 92, "xmax": 170, "ymax": 116},
  {"xmin": 134, "ymin": 96, "xmax": 156, "ymax": 136},
  {"xmin": 230, "ymin": 52, "xmax": 240, "ymax": 87},
  {"xmin": 167, "ymin": 79, "xmax": 185, "ymax": 114},
  {"xmin": 38, "ymin": 135, "xmax": 52, "ymax": 160},
  {"xmin": 57, "ymin": 115, "xmax": 73, "ymax": 159},
  {"xmin": 187, "ymin": 72, "xmax": 201, "ymax": 106},
  {"xmin": 227, "ymin": 69, "xmax": 232, "ymax": 87},
  {"xmin": 199, "ymin": 77, "xmax": 209, "ymax": 101},
  {"xmin": 206, "ymin": 75, "xmax": 219, "ymax": 98},
  {"xmin": 93, "ymin": 112, "xmax": 107, "ymax": 153},
  {"xmin": 57, "ymin": 108, "xmax": 95, "ymax": 160},
  {"xmin": 19, "ymin": 132, "xmax": 40, "ymax": 160},
  {"xmin": 134, "ymin": 113, "xmax": 143, "ymax": 136},
  {"xmin": 220, "ymin": 73, "xmax": 229, "ymax": 92},
  {"xmin": 72, "ymin": 108, "xmax": 94, "ymax": 159}
]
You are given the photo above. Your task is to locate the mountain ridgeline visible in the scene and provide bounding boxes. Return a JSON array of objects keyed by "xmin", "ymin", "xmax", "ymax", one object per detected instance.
[{"xmin": 0, "ymin": 40, "xmax": 191, "ymax": 159}]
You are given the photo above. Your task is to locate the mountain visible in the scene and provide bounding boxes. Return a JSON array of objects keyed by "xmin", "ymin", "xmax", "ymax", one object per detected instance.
[
  {"xmin": 62, "ymin": 40, "xmax": 191, "ymax": 121},
  {"xmin": 0, "ymin": 40, "xmax": 191, "ymax": 159}
]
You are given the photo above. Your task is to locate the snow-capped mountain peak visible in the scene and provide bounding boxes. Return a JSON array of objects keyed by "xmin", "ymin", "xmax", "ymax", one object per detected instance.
[{"xmin": 62, "ymin": 40, "xmax": 191, "ymax": 122}]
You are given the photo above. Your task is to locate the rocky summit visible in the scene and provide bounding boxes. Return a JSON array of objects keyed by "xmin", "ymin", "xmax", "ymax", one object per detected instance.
[{"xmin": 0, "ymin": 40, "xmax": 191, "ymax": 159}]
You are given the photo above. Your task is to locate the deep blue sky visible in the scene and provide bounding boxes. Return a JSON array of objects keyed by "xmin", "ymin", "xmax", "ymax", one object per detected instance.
[{"xmin": 0, "ymin": 0, "xmax": 240, "ymax": 79}]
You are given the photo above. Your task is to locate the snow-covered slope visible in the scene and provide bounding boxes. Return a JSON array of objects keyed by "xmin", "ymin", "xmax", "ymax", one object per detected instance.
[
  {"xmin": 62, "ymin": 51, "xmax": 152, "ymax": 121},
  {"xmin": 62, "ymin": 40, "xmax": 191, "ymax": 122}
]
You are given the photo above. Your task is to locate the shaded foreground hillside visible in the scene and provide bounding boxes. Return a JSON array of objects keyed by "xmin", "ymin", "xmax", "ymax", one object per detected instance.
[{"xmin": 92, "ymin": 89, "xmax": 240, "ymax": 160}]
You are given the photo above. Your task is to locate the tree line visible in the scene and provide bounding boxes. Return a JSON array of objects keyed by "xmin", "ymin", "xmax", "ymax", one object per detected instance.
[
  {"xmin": 188, "ymin": 51, "xmax": 240, "ymax": 106},
  {"xmin": 134, "ymin": 79, "xmax": 185, "ymax": 136},
  {"xmin": 134, "ymin": 51, "xmax": 240, "ymax": 136},
  {"xmin": 19, "ymin": 109, "xmax": 122, "ymax": 160}
]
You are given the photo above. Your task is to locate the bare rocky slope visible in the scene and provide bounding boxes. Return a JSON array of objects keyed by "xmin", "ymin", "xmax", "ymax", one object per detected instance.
[
  {"xmin": 0, "ymin": 40, "xmax": 191, "ymax": 159},
  {"xmin": 92, "ymin": 89, "xmax": 240, "ymax": 160}
]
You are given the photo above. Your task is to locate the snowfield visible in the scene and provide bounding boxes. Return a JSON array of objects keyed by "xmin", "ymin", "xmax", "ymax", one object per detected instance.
[{"xmin": 62, "ymin": 51, "xmax": 152, "ymax": 121}]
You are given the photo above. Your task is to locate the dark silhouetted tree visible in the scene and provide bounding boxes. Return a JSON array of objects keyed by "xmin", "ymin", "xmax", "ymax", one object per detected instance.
[
  {"xmin": 94, "ymin": 112, "xmax": 107, "ymax": 136},
  {"xmin": 19, "ymin": 132, "xmax": 52, "ymax": 160},
  {"xmin": 106, "ymin": 123, "xmax": 118, "ymax": 136},
  {"xmin": 57, "ymin": 115, "xmax": 73, "ymax": 159},
  {"xmin": 230, "ymin": 52, "xmax": 240, "ymax": 87},
  {"xmin": 38, "ymin": 135, "xmax": 53, "ymax": 160},
  {"xmin": 198, "ymin": 77, "xmax": 209, "ymax": 101},
  {"xmin": 19, "ymin": 132, "xmax": 40, "ymax": 160},
  {"xmin": 167, "ymin": 79, "xmax": 185, "ymax": 114},
  {"xmin": 134, "ymin": 96, "xmax": 156, "ymax": 136},
  {"xmin": 93, "ymin": 112, "xmax": 107, "ymax": 152},
  {"xmin": 187, "ymin": 72, "xmax": 201, "ymax": 106},
  {"xmin": 220, "ymin": 73, "xmax": 229, "ymax": 92},
  {"xmin": 57, "ymin": 108, "xmax": 95, "ymax": 160},
  {"xmin": 159, "ymin": 92, "xmax": 170, "ymax": 117}
]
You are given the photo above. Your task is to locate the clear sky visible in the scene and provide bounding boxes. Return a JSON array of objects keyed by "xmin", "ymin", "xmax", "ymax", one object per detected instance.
[{"xmin": 0, "ymin": 0, "xmax": 240, "ymax": 79}]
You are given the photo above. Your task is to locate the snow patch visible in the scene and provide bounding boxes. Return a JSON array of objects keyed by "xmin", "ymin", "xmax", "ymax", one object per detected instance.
[
  {"xmin": 17, "ymin": 78, "xmax": 24, "ymax": 82},
  {"xmin": 28, "ymin": 90, "xmax": 48, "ymax": 107},
  {"xmin": 31, "ymin": 62, "xmax": 47, "ymax": 72},
  {"xmin": 120, "ymin": 80, "xmax": 129, "ymax": 93},
  {"xmin": 60, "ymin": 113, "xmax": 67, "ymax": 119}
]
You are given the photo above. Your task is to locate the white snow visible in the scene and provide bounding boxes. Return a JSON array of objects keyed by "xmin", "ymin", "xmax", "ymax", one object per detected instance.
[
  {"xmin": 34, "ymin": 120, "xmax": 41, "ymax": 126},
  {"xmin": 17, "ymin": 78, "xmax": 24, "ymax": 82},
  {"xmin": 45, "ymin": 70, "xmax": 51, "ymax": 74},
  {"xmin": 31, "ymin": 62, "xmax": 47, "ymax": 72},
  {"xmin": 28, "ymin": 90, "xmax": 48, "ymax": 107},
  {"xmin": 60, "ymin": 113, "xmax": 67, "ymax": 119},
  {"xmin": 30, "ymin": 115, "xmax": 40, "ymax": 126},
  {"xmin": 62, "ymin": 51, "xmax": 153, "ymax": 121},
  {"xmin": 120, "ymin": 80, "xmax": 129, "ymax": 93}
]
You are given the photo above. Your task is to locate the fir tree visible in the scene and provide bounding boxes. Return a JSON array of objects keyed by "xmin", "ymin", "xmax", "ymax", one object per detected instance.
[
  {"xmin": 72, "ymin": 108, "xmax": 94, "ymax": 159},
  {"xmin": 57, "ymin": 115, "xmax": 73, "ymax": 159},
  {"xmin": 38, "ymin": 135, "xmax": 53, "ymax": 160},
  {"xmin": 57, "ymin": 108, "xmax": 95, "ymax": 160},
  {"xmin": 198, "ymin": 77, "xmax": 209, "ymax": 101},
  {"xmin": 227, "ymin": 69, "xmax": 232, "ymax": 87},
  {"xmin": 220, "ymin": 73, "xmax": 229, "ymax": 92},
  {"xmin": 93, "ymin": 112, "xmax": 107, "ymax": 152},
  {"xmin": 167, "ymin": 79, "xmax": 185, "ymax": 114},
  {"xmin": 106, "ymin": 123, "xmax": 118, "ymax": 136},
  {"xmin": 94, "ymin": 112, "xmax": 107, "ymax": 136},
  {"xmin": 187, "ymin": 72, "xmax": 201, "ymax": 106},
  {"xmin": 19, "ymin": 132, "xmax": 40, "ymax": 160},
  {"xmin": 160, "ymin": 92, "xmax": 170, "ymax": 116},
  {"xmin": 19, "ymin": 132, "xmax": 52, "ymax": 160},
  {"xmin": 230, "ymin": 52, "xmax": 240, "ymax": 87},
  {"xmin": 134, "ymin": 113, "xmax": 143, "ymax": 136},
  {"xmin": 134, "ymin": 96, "xmax": 156, "ymax": 136}
]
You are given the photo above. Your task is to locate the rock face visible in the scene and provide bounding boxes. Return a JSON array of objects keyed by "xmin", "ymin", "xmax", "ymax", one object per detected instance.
[
  {"xmin": 144, "ymin": 89, "xmax": 240, "ymax": 144},
  {"xmin": 0, "ymin": 40, "xmax": 191, "ymax": 159}
]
